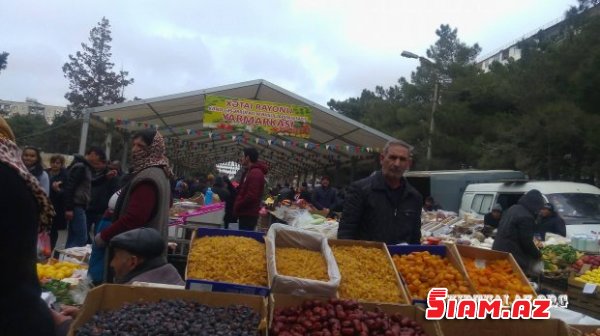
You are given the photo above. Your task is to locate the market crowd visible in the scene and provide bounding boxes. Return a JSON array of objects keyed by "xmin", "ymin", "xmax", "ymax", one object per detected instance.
[{"xmin": 1, "ymin": 111, "xmax": 567, "ymax": 335}]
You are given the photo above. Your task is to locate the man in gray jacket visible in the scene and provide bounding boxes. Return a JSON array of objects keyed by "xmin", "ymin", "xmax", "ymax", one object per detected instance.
[
  {"xmin": 63, "ymin": 147, "xmax": 103, "ymax": 248},
  {"xmin": 109, "ymin": 228, "xmax": 184, "ymax": 285}
]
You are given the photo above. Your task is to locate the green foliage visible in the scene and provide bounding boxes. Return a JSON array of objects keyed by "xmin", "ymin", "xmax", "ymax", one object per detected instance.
[
  {"xmin": 329, "ymin": 8, "xmax": 600, "ymax": 181},
  {"xmin": 0, "ymin": 51, "xmax": 8, "ymax": 74},
  {"xmin": 62, "ymin": 17, "xmax": 134, "ymax": 117}
]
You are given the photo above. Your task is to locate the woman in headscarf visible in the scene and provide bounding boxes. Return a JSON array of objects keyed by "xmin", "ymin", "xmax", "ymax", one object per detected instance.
[
  {"xmin": 92, "ymin": 129, "xmax": 172, "ymax": 282},
  {"xmin": 22, "ymin": 146, "xmax": 50, "ymax": 195},
  {"xmin": 0, "ymin": 117, "xmax": 56, "ymax": 335}
]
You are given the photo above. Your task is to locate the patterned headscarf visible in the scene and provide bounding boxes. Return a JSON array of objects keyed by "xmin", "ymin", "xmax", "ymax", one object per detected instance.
[
  {"xmin": 131, "ymin": 130, "xmax": 173, "ymax": 178},
  {"xmin": 0, "ymin": 117, "xmax": 55, "ymax": 231}
]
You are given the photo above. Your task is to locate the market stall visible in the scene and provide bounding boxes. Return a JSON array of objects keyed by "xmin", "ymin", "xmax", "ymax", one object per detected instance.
[{"xmin": 57, "ymin": 224, "xmax": 600, "ymax": 335}]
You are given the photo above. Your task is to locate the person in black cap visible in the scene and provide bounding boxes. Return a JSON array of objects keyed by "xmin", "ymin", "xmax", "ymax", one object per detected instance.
[
  {"xmin": 535, "ymin": 203, "xmax": 566, "ymax": 240},
  {"xmin": 492, "ymin": 189, "xmax": 545, "ymax": 276},
  {"xmin": 109, "ymin": 228, "xmax": 184, "ymax": 285}
]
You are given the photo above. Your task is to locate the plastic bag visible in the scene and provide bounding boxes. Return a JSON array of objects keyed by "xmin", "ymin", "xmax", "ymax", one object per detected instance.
[
  {"xmin": 37, "ymin": 231, "xmax": 51, "ymax": 258},
  {"xmin": 266, "ymin": 223, "xmax": 341, "ymax": 297}
]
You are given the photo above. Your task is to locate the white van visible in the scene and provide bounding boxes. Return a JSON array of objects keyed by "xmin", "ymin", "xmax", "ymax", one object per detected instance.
[{"xmin": 459, "ymin": 181, "xmax": 600, "ymax": 237}]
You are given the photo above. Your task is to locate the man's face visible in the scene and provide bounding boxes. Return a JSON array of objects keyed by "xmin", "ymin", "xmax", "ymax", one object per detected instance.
[
  {"xmin": 380, "ymin": 145, "xmax": 411, "ymax": 180},
  {"xmin": 110, "ymin": 248, "xmax": 140, "ymax": 280},
  {"xmin": 492, "ymin": 210, "xmax": 501, "ymax": 219},
  {"xmin": 85, "ymin": 152, "xmax": 101, "ymax": 167},
  {"xmin": 321, "ymin": 178, "xmax": 330, "ymax": 188},
  {"xmin": 540, "ymin": 208, "xmax": 551, "ymax": 218}
]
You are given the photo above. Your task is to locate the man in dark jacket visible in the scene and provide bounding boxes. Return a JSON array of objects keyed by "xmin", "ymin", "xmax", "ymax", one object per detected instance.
[
  {"xmin": 312, "ymin": 176, "xmax": 337, "ymax": 211},
  {"xmin": 63, "ymin": 148, "xmax": 100, "ymax": 248},
  {"xmin": 492, "ymin": 189, "xmax": 545, "ymax": 275},
  {"xmin": 338, "ymin": 140, "xmax": 422, "ymax": 244},
  {"xmin": 234, "ymin": 147, "xmax": 268, "ymax": 231},
  {"xmin": 277, "ymin": 182, "xmax": 294, "ymax": 204},
  {"xmin": 535, "ymin": 203, "xmax": 567, "ymax": 240},
  {"xmin": 109, "ymin": 228, "xmax": 184, "ymax": 285},
  {"xmin": 86, "ymin": 156, "xmax": 119, "ymax": 244}
]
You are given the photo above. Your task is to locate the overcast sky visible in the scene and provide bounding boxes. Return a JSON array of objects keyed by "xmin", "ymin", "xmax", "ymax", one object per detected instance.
[{"xmin": 0, "ymin": 0, "xmax": 577, "ymax": 108}]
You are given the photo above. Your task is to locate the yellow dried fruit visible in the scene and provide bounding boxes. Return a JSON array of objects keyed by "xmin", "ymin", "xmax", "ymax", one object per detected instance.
[
  {"xmin": 276, "ymin": 247, "xmax": 329, "ymax": 281},
  {"xmin": 187, "ymin": 236, "xmax": 267, "ymax": 286},
  {"xmin": 332, "ymin": 245, "xmax": 403, "ymax": 303}
]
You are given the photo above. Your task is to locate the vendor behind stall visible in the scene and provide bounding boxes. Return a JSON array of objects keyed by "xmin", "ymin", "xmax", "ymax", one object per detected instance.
[
  {"xmin": 535, "ymin": 203, "xmax": 566, "ymax": 240},
  {"xmin": 109, "ymin": 228, "xmax": 184, "ymax": 285}
]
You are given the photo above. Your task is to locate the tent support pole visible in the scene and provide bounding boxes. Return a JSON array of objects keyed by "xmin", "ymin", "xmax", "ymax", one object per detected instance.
[{"xmin": 78, "ymin": 109, "xmax": 91, "ymax": 155}]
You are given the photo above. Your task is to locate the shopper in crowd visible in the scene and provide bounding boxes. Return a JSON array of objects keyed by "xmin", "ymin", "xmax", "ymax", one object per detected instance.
[
  {"xmin": 482, "ymin": 203, "xmax": 502, "ymax": 237},
  {"xmin": 294, "ymin": 182, "xmax": 312, "ymax": 203},
  {"xmin": 277, "ymin": 182, "xmax": 294, "ymax": 204},
  {"xmin": 211, "ymin": 175, "xmax": 230, "ymax": 205},
  {"xmin": 234, "ymin": 147, "xmax": 268, "ymax": 231},
  {"xmin": 174, "ymin": 177, "xmax": 188, "ymax": 198},
  {"xmin": 94, "ymin": 129, "xmax": 172, "ymax": 251},
  {"xmin": 535, "ymin": 202, "xmax": 566, "ymax": 240},
  {"xmin": 422, "ymin": 196, "xmax": 442, "ymax": 212},
  {"xmin": 22, "ymin": 146, "xmax": 50, "ymax": 195},
  {"xmin": 47, "ymin": 154, "xmax": 68, "ymax": 250},
  {"xmin": 223, "ymin": 175, "xmax": 237, "ymax": 228},
  {"xmin": 63, "ymin": 147, "xmax": 101, "ymax": 248},
  {"xmin": 312, "ymin": 176, "xmax": 337, "ymax": 212},
  {"xmin": 338, "ymin": 140, "xmax": 422, "ymax": 244},
  {"xmin": 109, "ymin": 228, "xmax": 184, "ymax": 285},
  {"xmin": 492, "ymin": 189, "xmax": 544, "ymax": 275},
  {"xmin": 0, "ymin": 117, "xmax": 56, "ymax": 336},
  {"xmin": 87, "ymin": 156, "xmax": 119, "ymax": 244}
]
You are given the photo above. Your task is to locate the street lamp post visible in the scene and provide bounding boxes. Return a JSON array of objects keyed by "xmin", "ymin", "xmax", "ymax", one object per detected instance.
[{"xmin": 401, "ymin": 50, "xmax": 439, "ymax": 170}]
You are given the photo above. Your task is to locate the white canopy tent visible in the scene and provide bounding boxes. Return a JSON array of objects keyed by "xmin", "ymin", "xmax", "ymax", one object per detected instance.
[{"xmin": 79, "ymin": 79, "xmax": 406, "ymax": 180}]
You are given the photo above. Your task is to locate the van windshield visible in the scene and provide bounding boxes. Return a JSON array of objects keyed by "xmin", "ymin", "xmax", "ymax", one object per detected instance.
[{"xmin": 547, "ymin": 193, "xmax": 600, "ymax": 219}]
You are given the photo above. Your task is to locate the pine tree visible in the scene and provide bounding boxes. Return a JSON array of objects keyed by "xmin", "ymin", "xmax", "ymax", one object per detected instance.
[
  {"xmin": 0, "ymin": 52, "xmax": 8, "ymax": 75},
  {"xmin": 62, "ymin": 17, "xmax": 134, "ymax": 117}
]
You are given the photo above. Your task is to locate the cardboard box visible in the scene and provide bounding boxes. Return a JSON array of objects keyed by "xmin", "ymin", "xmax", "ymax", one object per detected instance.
[
  {"xmin": 439, "ymin": 318, "xmax": 570, "ymax": 336},
  {"xmin": 387, "ymin": 244, "xmax": 477, "ymax": 304},
  {"xmin": 266, "ymin": 224, "xmax": 341, "ymax": 297},
  {"xmin": 569, "ymin": 324, "xmax": 600, "ymax": 336},
  {"xmin": 567, "ymin": 275, "xmax": 600, "ymax": 319},
  {"xmin": 185, "ymin": 228, "xmax": 270, "ymax": 296},
  {"xmin": 68, "ymin": 284, "xmax": 267, "ymax": 336},
  {"xmin": 455, "ymin": 244, "xmax": 536, "ymax": 296},
  {"xmin": 269, "ymin": 293, "xmax": 443, "ymax": 336},
  {"xmin": 328, "ymin": 239, "xmax": 410, "ymax": 304}
]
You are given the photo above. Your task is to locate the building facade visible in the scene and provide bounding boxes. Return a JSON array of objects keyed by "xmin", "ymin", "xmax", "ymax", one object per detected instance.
[{"xmin": 0, "ymin": 98, "xmax": 65, "ymax": 124}]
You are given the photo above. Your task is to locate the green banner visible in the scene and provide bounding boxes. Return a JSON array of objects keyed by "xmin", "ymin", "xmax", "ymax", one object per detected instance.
[{"xmin": 203, "ymin": 95, "xmax": 312, "ymax": 139}]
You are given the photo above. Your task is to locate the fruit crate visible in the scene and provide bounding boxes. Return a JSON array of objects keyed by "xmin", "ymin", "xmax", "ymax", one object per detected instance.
[
  {"xmin": 185, "ymin": 228, "xmax": 270, "ymax": 296},
  {"xmin": 387, "ymin": 244, "xmax": 477, "ymax": 305},
  {"xmin": 269, "ymin": 293, "xmax": 443, "ymax": 336},
  {"xmin": 567, "ymin": 276, "xmax": 600, "ymax": 319},
  {"xmin": 68, "ymin": 284, "xmax": 267, "ymax": 336}
]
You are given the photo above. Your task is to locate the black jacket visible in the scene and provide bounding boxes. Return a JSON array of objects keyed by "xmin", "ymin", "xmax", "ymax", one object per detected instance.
[
  {"xmin": 63, "ymin": 155, "xmax": 93, "ymax": 210},
  {"xmin": 88, "ymin": 168, "xmax": 119, "ymax": 214},
  {"xmin": 312, "ymin": 186, "xmax": 338, "ymax": 210},
  {"xmin": 484, "ymin": 212, "xmax": 501, "ymax": 228},
  {"xmin": 536, "ymin": 213, "xmax": 567, "ymax": 240},
  {"xmin": 492, "ymin": 190, "xmax": 544, "ymax": 271},
  {"xmin": 338, "ymin": 171, "xmax": 423, "ymax": 244},
  {"xmin": 0, "ymin": 163, "xmax": 55, "ymax": 336},
  {"xmin": 47, "ymin": 168, "xmax": 68, "ymax": 230}
]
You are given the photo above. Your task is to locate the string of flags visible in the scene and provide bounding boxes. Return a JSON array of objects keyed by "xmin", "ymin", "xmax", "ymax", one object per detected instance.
[{"xmin": 102, "ymin": 116, "xmax": 381, "ymax": 154}]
